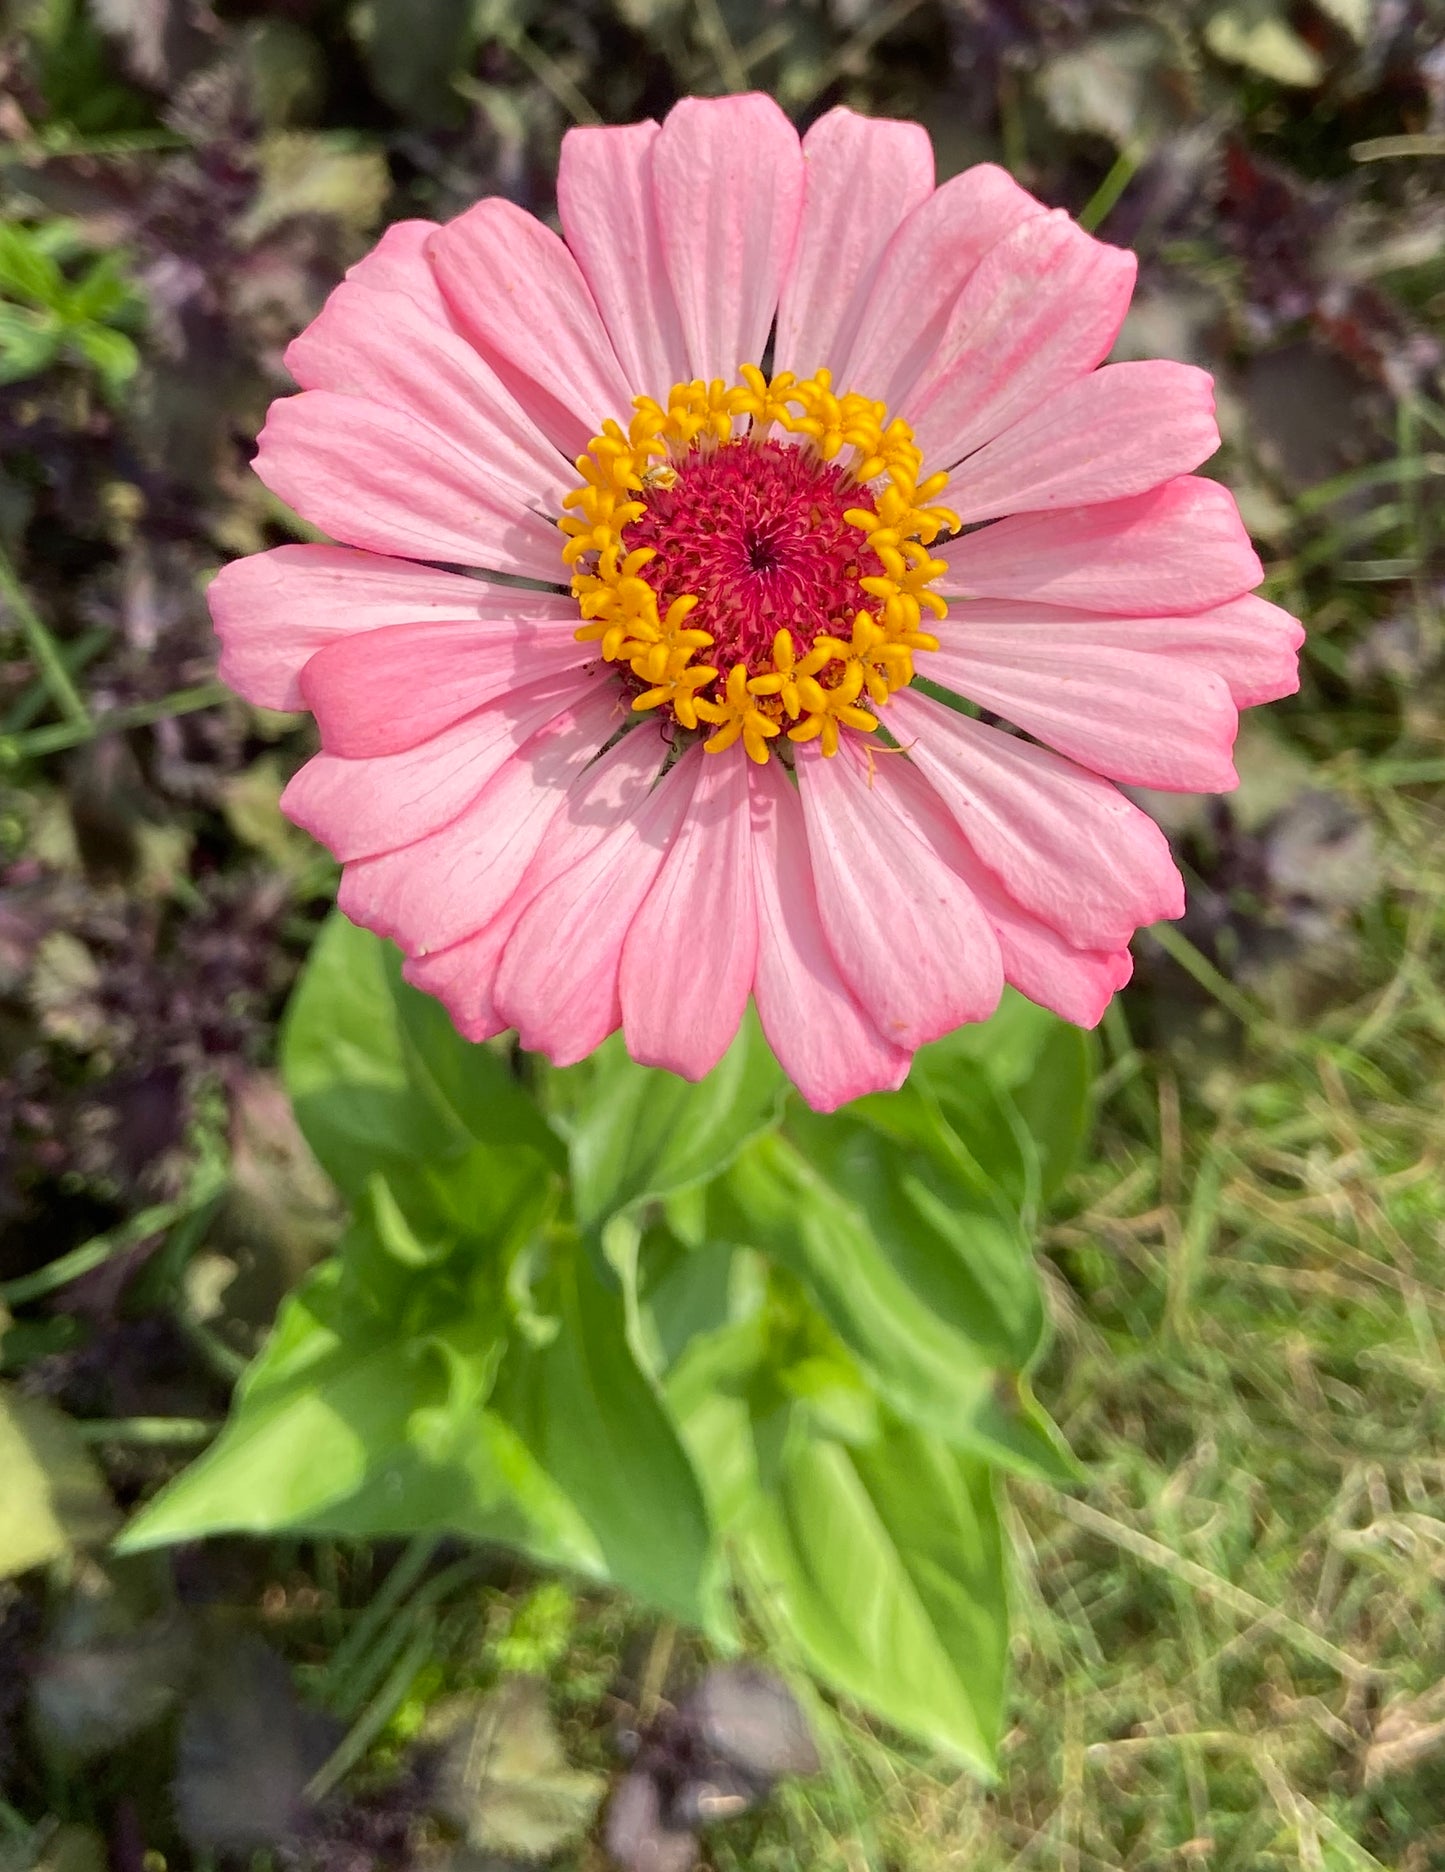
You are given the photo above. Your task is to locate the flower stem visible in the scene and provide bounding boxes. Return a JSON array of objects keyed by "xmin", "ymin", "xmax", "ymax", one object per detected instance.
[{"xmin": 1077, "ymin": 142, "xmax": 1145, "ymax": 234}]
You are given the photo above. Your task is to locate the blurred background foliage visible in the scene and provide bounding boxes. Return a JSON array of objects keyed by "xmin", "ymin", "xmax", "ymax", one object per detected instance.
[{"xmin": 1, "ymin": 0, "xmax": 1443, "ymax": 1867}]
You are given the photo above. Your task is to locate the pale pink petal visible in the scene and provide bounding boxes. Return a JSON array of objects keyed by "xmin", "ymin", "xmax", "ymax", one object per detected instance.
[
  {"xmin": 620, "ymin": 748, "xmax": 756, "ymax": 1079},
  {"xmin": 285, "ymin": 280, "xmax": 575, "ymax": 512},
  {"xmin": 282, "ymin": 671, "xmax": 603, "ymax": 861},
  {"xmin": 406, "ymin": 725, "xmax": 669, "ymax": 1043},
  {"xmin": 650, "ymin": 94, "xmax": 805, "ymax": 384},
  {"xmin": 905, "ymin": 213, "xmax": 1137, "ymax": 472},
  {"xmin": 796, "ymin": 740, "xmax": 1003, "ymax": 1047},
  {"xmin": 426, "ymin": 199, "xmax": 635, "ymax": 457},
  {"xmin": 253, "ymin": 393, "xmax": 563, "ymax": 580},
  {"xmin": 1181, "ymin": 594, "xmax": 1305, "ymax": 706},
  {"xmin": 882, "ymin": 757, "xmax": 1134, "ymax": 1027},
  {"xmin": 945, "ymin": 361, "xmax": 1218, "ymax": 524},
  {"xmin": 208, "ymin": 544, "xmax": 528, "ymax": 712},
  {"xmin": 299, "ymin": 609, "xmax": 593, "ymax": 758},
  {"xmin": 557, "ymin": 121, "xmax": 688, "ymax": 398},
  {"xmin": 337, "ymin": 687, "xmax": 625, "ymax": 955},
  {"xmin": 833, "ymin": 164, "xmax": 1046, "ymax": 406},
  {"xmin": 748, "ymin": 757, "xmax": 910, "ymax": 1112},
  {"xmin": 496, "ymin": 747, "xmax": 695, "ymax": 1064},
  {"xmin": 888, "ymin": 688, "xmax": 1184, "ymax": 951},
  {"xmin": 924, "ymin": 639, "xmax": 1239, "ymax": 792},
  {"xmin": 772, "ymin": 107, "xmax": 935, "ymax": 381},
  {"xmin": 343, "ymin": 220, "xmax": 452, "ymax": 325},
  {"xmin": 930, "ymin": 596, "xmax": 1303, "ymax": 709},
  {"xmin": 938, "ymin": 478, "xmax": 1264, "ymax": 615},
  {"xmin": 402, "ymin": 917, "xmax": 513, "ymax": 1044}
]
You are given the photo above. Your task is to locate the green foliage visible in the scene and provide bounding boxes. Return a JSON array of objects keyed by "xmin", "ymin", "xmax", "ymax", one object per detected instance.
[
  {"xmin": 125, "ymin": 913, "xmax": 1097, "ymax": 1770},
  {"xmin": 0, "ymin": 1383, "xmax": 118, "ymax": 1577},
  {"xmin": 0, "ymin": 219, "xmax": 145, "ymax": 399}
]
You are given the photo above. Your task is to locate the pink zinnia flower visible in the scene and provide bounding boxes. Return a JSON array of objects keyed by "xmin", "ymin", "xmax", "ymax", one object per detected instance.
[{"xmin": 210, "ymin": 94, "xmax": 1302, "ymax": 1111}]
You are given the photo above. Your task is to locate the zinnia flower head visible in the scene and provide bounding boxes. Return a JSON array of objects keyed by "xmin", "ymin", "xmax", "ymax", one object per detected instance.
[{"xmin": 211, "ymin": 94, "xmax": 1303, "ymax": 1111}]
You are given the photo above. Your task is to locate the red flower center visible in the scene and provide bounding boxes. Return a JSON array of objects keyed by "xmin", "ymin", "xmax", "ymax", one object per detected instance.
[{"xmin": 626, "ymin": 440, "xmax": 884, "ymax": 677}]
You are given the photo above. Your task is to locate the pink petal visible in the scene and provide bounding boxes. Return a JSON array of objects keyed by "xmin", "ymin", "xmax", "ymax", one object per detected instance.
[
  {"xmin": 748, "ymin": 757, "xmax": 910, "ymax": 1112},
  {"xmin": 253, "ymin": 392, "xmax": 563, "ymax": 580},
  {"xmin": 905, "ymin": 212, "xmax": 1137, "ymax": 472},
  {"xmin": 285, "ymin": 280, "xmax": 574, "ymax": 512},
  {"xmin": 337, "ymin": 686, "xmax": 625, "ymax": 954},
  {"xmin": 932, "ymin": 596, "xmax": 1303, "ymax": 710},
  {"xmin": 282, "ymin": 671, "xmax": 604, "ymax": 861},
  {"xmin": 343, "ymin": 219, "xmax": 452, "ymax": 325},
  {"xmin": 888, "ymin": 688, "xmax": 1184, "ymax": 951},
  {"xmin": 772, "ymin": 107, "xmax": 934, "ymax": 381},
  {"xmin": 833, "ymin": 163, "xmax": 1046, "ymax": 406},
  {"xmin": 924, "ymin": 639, "xmax": 1239, "ymax": 792},
  {"xmin": 495, "ymin": 746, "xmax": 695, "ymax": 1065},
  {"xmin": 946, "ymin": 361, "xmax": 1219, "ymax": 524},
  {"xmin": 557, "ymin": 121, "xmax": 689, "ymax": 398},
  {"xmin": 620, "ymin": 747, "xmax": 757, "ymax": 1080},
  {"xmin": 407, "ymin": 725, "xmax": 670, "ymax": 1043},
  {"xmin": 938, "ymin": 478, "xmax": 1264, "ymax": 616},
  {"xmin": 797, "ymin": 740, "xmax": 1003, "ymax": 1047},
  {"xmin": 882, "ymin": 757, "xmax": 1134, "ymax": 1027},
  {"xmin": 402, "ymin": 917, "xmax": 513, "ymax": 1044},
  {"xmin": 209, "ymin": 544, "xmax": 518, "ymax": 712},
  {"xmin": 650, "ymin": 94, "xmax": 805, "ymax": 384},
  {"xmin": 426, "ymin": 199, "xmax": 635, "ymax": 457},
  {"xmin": 299, "ymin": 607, "xmax": 593, "ymax": 758}
]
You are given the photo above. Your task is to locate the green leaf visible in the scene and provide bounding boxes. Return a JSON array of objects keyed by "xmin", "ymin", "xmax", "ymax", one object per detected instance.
[
  {"xmin": 562, "ymin": 1011, "xmax": 785, "ymax": 1230},
  {"xmin": 349, "ymin": 0, "xmax": 478, "ymax": 127},
  {"xmin": 0, "ymin": 1385, "xmax": 119, "ymax": 1578},
  {"xmin": 714, "ymin": 1130, "xmax": 1070, "ymax": 1481},
  {"xmin": 120, "ymin": 1222, "xmax": 597, "ymax": 1577},
  {"xmin": 669, "ymin": 1341, "xmax": 1007, "ymax": 1773},
  {"xmin": 0, "ymin": 222, "xmax": 67, "ymax": 309},
  {"xmin": 0, "ymin": 302, "xmax": 64, "ymax": 383},
  {"xmin": 70, "ymin": 323, "xmax": 139, "ymax": 397},
  {"xmin": 280, "ymin": 912, "xmax": 561, "ymax": 1207},
  {"xmin": 912, "ymin": 989, "xmax": 1095, "ymax": 1204},
  {"xmin": 1204, "ymin": 0, "xmax": 1326, "ymax": 86},
  {"xmin": 761, "ymin": 1425, "xmax": 1008, "ymax": 1774},
  {"xmin": 63, "ymin": 252, "xmax": 139, "ymax": 324},
  {"xmin": 282, "ymin": 912, "xmax": 466, "ymax": 1196},
  {"xmin": 489, "ymin": 1245, "xmax": 719, "ymax": 1626},
  {"xmin": 124, "ymin": 1200, "xmax": 716, "ymax": 1622},
  {"xmin": 426, "ymin": 1678, "xmax": 605, "ymax": 1859},
  {"xmin": 392, "ymin": 966, "xmax": 564, "ymax": 1173}
]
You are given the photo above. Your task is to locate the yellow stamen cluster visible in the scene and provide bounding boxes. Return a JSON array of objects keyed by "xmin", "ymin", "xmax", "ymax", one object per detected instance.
[{"xmin": 558, "ymin": 366, "xmax": 959, "ymax": 763}]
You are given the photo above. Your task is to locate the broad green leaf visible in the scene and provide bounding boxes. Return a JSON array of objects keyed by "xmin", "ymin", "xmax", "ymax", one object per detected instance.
[
  {"xmin": 392, "ymin": 967, "xmax": 564, "ymax": 1172},
  {"xmin": 0, "ymin": 1385, "xmax": 118, "ymax": 1578},
  {"xmin": 281, "ymin": 912, "xmax": 561, "ymax": 1207},
  {"xmin": 119, "ymin": 1213, "xmax": 596, "ymax": 1566},
  {"xmin": 809, "ymin": 1089, "xmax": 1044, "ymax": 1359},
  {"xmin": 912, "ymin": 990, "xmax": 1095, "ymax": 1204},
  {"xmin": 0, "ymin": 223, "xmax": 67, "ymax": 307},
  {"xmin": 715, "ymin": 1133, "xmax": 1069, "ymax": 1480},
  {"xmin": 281, "ymin": 912, "xmax": 468, "ymax": 1195},
  {"xmin": 669, "ymin": 1343, "xmax": 1007, "ymax": 1773},
  {"xmin": 124, "ymin": 1206, "xmax": 716, "ymax": 1623},
  {"xmin": 562, "ymin": 1011, "xmax": 785, "ymax": 1230},
  {"xmin": 489, "ymin": 1245, "xmax": 719, "ymax": 1626}
]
